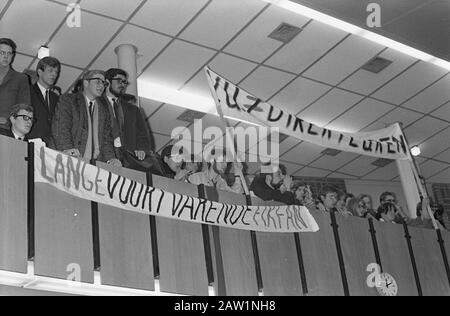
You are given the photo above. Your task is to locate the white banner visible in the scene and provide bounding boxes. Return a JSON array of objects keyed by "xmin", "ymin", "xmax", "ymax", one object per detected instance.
[
  {"xmin": 205, "ymin": 67, "xmax": 411, "ymax": 160},
  {"xmin": 33, "ymin": 141, "xmax": 319, "ymax": 233}
]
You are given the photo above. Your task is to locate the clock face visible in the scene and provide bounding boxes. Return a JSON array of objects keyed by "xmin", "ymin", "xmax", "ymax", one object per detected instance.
[{"xmin": 376, "ymin": 273, "xmax": 398, "ymax": 296}]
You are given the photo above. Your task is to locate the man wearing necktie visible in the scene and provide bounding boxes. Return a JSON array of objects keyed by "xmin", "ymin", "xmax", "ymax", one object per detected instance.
[
  {"xmin": 52, "ymin": 70, "xmax": 121, "ymax": 166},
  {"xmin": 102, "ymin": 68, "xmax": 151, "ymax": 169},
  {"xmin": 28, "ymin": 57, "xmax": 60, "ymax": 146}
]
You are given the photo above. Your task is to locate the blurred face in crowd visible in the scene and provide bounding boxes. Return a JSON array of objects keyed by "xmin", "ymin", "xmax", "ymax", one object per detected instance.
[
  {"xmin": 362, "ymin": 196, "xmax": 372, "ymax": 210},
  {"xmin": 0, "ymin": 44, "xmax": 14, "ymax": 68},
  {"xmin": 108, "ymin": 74, "xmax": 128, "ymax": 97},
  {"xmin": 84, "ymin": 74, "xmax": 106, "ymax": 98},
  {"xmin": 336, "ymin": 196, "xmax": 347, "ymax": 211},
  {"xmin": 215, "ymin": 160, "xmax": 228, "ymax": 174},
  {"xmin": 381, "ymin": 203, "xmax": 398, "ymax": 222},
  {"xmin": 38, "ymin": 66, "xmax": 59, "ymax": 88},
  {"xmin": 185, "ymin": 161, "xmax": 199, "ymax": 174},
  {"xmin": 269, "ymin": 170, "xmax": 284, "ymax": 188},
  {"xmin": 381, "ymin": 194, "xmax": 396, "ymax": 205},
  {"xmin": 10, "ymin": 109, "xmax": 33, "ymax": 136},
  {"xmin": 164, "ymin": 153, "xmax": 183, "ymax": 173},
  {"xmin": 295, "ymin": 185, "xmax": 307, "ymax": 201},
  {"xmin": 322, "ymin": 192, "xmax": 338, "ymax": 210},
  {"xmin": 355, "ymin": 200, "xmax": 366, "ymax": 217}
]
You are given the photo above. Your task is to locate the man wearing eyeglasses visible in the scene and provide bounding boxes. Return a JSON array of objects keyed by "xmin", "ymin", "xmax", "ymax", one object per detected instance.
[
  {"xmin": 0, "ymin": 103, "xmax": 34, "ymax": 141},
  {"xmin": 0, "ymin": 38, "xmax": 31, "ymax": 130},
  {"xmin": 52, "ymin": 70, "xmax": 121, "ymax": 166},
  {"xmin": 101, "ymin": 68, "xmax": 151, "ymax": 170}
]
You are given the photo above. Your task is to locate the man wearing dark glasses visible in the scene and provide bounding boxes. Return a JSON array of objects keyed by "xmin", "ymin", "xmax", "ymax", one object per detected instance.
[{"xmin": 0, "ymin": 103, "xmax": 34, "ymax": 141}]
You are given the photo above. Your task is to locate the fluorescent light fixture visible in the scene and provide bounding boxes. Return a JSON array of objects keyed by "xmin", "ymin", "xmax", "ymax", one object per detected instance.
[
  {"xmin": 137, "ymin": 79, "xmax": 216, "ymax": 114},
  {"xmin": 38, "ymin": 45, "xmax": 50, "ymax": 59},
  {"xmin": 137, "ymin": 79, "xmax": 262, "ymax": 127},
  {"xmin": 411, "ymin": 146, "xmax": 421, "ymax": 157},
  {"xmin": 260, "ymin": 0, "xmax": 450, "ymax": 71}
]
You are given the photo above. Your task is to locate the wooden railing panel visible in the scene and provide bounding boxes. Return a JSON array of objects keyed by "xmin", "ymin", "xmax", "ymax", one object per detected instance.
[
  {"xmin": 206, "ymin": 188, "xmax": 258, "ymax": 296},
  {"xmin": 34, "ymin": 183, "xmax": 94, "ymax": 282},
  {"xmin": 0, "ymin": 136, "xmax": 28, "ymax": 273},
  {"xmin": 336, "ymin": 215, "xmax": 377, "ymax": 296},
  {"xmin": 409, "ymin": 227, "xmax": 450, "ymax": 296},
  {"xmin": 372, "ymin": 221, "xmax": 417, "ymax": 296},
  {"xmin": 96, "ymin": 162, "xmax": 154, "ymax": 291},
  {"xmin": 300, "ymin": 210, "xmax": 344, "ymax": 296},
  {"xmin": 251, "ymin": 198, "xmax": 302, "ymax": 296},
  {"xmin": 152, "ymin": 175, "xmax": 208, "ymax": 295}
]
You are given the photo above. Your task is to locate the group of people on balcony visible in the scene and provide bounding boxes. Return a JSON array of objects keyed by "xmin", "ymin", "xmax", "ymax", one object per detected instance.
[
  {"xmin": 1, "ymin": 37, "xmax": 448, "ymax": 231},
  {"xmin": 159, "ymin": 142, "xmax": 449, "ymax": 231},
  {"xmin": 0, "ymin": 37, "xmax": 154, "ymax": 171}
]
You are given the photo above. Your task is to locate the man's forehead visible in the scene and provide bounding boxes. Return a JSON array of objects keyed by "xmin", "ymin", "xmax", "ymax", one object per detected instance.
[
  {"xmin": 17, "ymin": 110, "xmax": 33, "ymax": 116},
  {"xmin": 90, "ymin": 74, "xmax": 104, "ymax": 80},
  {"xmin": 0, "ymin": 44, "xmax": 13, "ymax": 52}
]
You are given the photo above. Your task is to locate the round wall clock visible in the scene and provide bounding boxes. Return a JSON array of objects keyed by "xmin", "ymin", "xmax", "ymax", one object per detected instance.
[{"xmin": 376, "ymin": 272, "xmax": 398, "ymax": 296}]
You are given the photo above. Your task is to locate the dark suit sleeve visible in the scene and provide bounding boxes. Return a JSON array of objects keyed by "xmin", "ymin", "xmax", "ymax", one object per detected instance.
[
  {"xmin": 52, "ymin": 95, "xmax": 74, "ymax": 151},
  {"xmin": 17, "ymin": 74, "xmax": 31, "ymax": 106},
  {"xmin": 135, "ymin": 107, "xmax": 151, "ymax": 152},
  {"xmin": 100, "ymin": 107, "xmax": 116, "ymax": 162},
  {"xmin": 250, "ymin": 176, "xmax": 296, "ymax": 205}
]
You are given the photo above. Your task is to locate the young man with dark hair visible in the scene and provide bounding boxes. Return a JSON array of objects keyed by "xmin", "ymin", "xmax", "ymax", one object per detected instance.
[
  {"xmin": 102, "ymin": 68, "xmax": 151, "ymax": 169},
  {"xmin": 0, "ymin": 38, "xmax": 31, "ymax": 130},
  {"xmin": 376, "ymin": 191, "xmax": 408, "ymax": 223},
  {"xmin": 317, "ymin": 186, "xmax": 339, "ymax": 212},
  {"xmin": 250, "ymin": 164, "xmax": 295, "ymax": 205},
  {"xmin": 0, "ymin": 103, "xmax": 34, "ymax": 141},
  {"xmin": 28, "ymin": 56, "xmax": 61, "ymax": 145},
  {"xmin": 52, "ymin": 70, "xmax": 120, "ymax": 166}
]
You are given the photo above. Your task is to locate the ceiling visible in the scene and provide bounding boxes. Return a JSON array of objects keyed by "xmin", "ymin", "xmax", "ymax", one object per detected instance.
[
  {"xmin": 292, "ymin": 0, "xmax": 450, "ymax": 63},
  {"xmin": 1, "ymin": 0, "xmax": 449, "ymax": 183}
]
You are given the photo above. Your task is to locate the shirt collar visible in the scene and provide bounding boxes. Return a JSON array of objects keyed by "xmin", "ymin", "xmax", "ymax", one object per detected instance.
[
  {"xmin": 11, "ymin": 129, "xmax": 24, "ymax": 140},
  {"xmin": 85, "ymin": 95, "xmax": 96, "ymax": 106},
  {"xmin": 37, "ymin": 81, "xmax": 48, "ymax": 98}
]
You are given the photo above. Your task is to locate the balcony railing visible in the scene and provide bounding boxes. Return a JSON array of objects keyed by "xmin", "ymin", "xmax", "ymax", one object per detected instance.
[{"xmin": 0, "ymin": 135, "xmax": 449, "ymax": 296}]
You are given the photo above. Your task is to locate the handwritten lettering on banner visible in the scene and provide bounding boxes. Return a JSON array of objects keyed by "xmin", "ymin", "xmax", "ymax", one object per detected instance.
[
  {"xmin": 33, "ymin": 142, "xmax": 319, "ymax": 233},
  {"xmin": 205, "ymin": 67, "xmax": 411, "ymax": 160}
]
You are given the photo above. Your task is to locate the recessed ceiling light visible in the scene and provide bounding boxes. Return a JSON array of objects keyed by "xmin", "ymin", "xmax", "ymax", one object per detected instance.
[
  {"xmin": 361, "ymin": 57, "xmax": 393, "ymax": 73},
  {"xmin": 268, "ymin": 22, "xmax": 303, "ymax": 43},
  {"xmin": 371, "ymin": 158, "xmax": 394, "ymax": 167}
]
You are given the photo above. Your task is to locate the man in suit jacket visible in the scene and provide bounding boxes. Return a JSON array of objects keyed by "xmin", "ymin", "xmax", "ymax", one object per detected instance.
[
  {"xmin": 0, "ymin": 38, "xmax": 31, "ymax": 130},
  {"xmin": 0, "ymin": 103, "xmax": 34, "ymax": 141},
  {"xmin": 102, "ymin": 68, "xmax": 151, "ymax": 168},
  {"xmin": 52, "ymin": 70, "xmax": 121, "ymax": 166},
  {"xmin": 28, "ymin": 57, "xmax": 60, "ymax": 146}
]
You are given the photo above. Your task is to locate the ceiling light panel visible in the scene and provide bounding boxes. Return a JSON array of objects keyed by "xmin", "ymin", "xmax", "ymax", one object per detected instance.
[
  {"xmin": 266, "ymin": 19, "xmax": 347, "ymax": 74},
  {"xmin": 224, "ymin": 5, "xmax": 309, "ymax": 62},
  {"xmin": 339, "ymin": 49, "xmax": 417, "ymax": 95},
  {"xmin": 302, "ymin": 35, "xmax": 384, "ymax": 85}
]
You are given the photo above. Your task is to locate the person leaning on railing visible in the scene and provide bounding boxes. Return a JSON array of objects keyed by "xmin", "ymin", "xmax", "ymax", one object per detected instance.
[{"xmin": 250, "ymin": 163, "xmax": 295, "ymax": 205}]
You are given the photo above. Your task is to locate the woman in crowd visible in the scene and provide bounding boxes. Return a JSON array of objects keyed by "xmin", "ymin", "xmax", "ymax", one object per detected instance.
[
  {"xmin": 291, "ymin": 181, "xmax": 317, "ymax": 211},
  {"xmin": 188, "ymin": 150, "xmax": 244, "ymax": 194}
]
